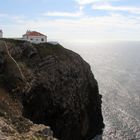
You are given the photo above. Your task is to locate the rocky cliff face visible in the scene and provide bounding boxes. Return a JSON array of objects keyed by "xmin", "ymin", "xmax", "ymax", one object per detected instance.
[{"xmin": 0, "ymin": 39, "xmax": 104, "ymax": 140}]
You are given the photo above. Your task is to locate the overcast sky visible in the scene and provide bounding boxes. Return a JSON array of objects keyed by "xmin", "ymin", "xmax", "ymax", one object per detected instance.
[{"xmin": 0, "ymin": 0, "xmax": 140, "ymax": 43}]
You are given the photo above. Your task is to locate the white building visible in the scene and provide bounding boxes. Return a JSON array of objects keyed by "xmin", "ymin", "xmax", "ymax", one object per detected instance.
[
  {"xmin": 22, "ymin": 30, "xmax": 47, "ymax": 44},
  {"xmin": 0, "ymin": 30, "xmax": 3, "ymax": 38}
]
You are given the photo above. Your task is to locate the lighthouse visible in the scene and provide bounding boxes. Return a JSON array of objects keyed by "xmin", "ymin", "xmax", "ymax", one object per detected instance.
[{"xmin": 0, "ymin": 30, "xmax": 3, "ymax": 38}]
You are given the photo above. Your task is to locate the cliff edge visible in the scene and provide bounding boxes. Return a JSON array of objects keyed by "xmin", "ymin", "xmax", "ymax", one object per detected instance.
[{"xmin": 0, "ymin": 39, "xmax": 104, "ymax": 140}]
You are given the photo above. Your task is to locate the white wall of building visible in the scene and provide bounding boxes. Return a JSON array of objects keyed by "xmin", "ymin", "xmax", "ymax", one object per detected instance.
[{"xmin": 23, "ymin": 35, "xmax": 47, "ymax": 44}]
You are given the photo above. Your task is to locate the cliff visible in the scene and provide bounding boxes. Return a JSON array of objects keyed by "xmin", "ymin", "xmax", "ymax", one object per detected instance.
[{"xmin": 0, "ymin": 39, "xmax": 104, "ymax": 140}]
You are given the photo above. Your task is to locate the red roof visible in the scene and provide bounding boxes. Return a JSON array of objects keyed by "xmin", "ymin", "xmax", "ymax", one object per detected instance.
[{"xmin": 24, "ymin": 31, "xmax": 46, "ymax": 36}]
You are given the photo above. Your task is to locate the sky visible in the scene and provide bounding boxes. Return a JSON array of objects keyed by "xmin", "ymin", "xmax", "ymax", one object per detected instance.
[{"xmin": 0, "ymin": 0, "xmax": 140, "ymax": 43}]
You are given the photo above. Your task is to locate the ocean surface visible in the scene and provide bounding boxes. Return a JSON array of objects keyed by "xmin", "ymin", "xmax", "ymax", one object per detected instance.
[{"xmin": 66, "ymin": 41, "xmax": 140, "ymax": 140}]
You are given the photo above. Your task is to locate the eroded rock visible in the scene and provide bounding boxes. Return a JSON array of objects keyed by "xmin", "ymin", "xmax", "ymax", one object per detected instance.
[{"xmin": 0, "ymin": 39, "xmax": 104, "ymax": 140}]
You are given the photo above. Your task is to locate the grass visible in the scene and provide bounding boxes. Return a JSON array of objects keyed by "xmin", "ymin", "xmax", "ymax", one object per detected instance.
[
  {"xmin": 34, "ymin": 42, "xmax": 63, "ymax": 57},
  {"xmin": 0, "ymin": 38, "xmax": 26, "ymax": 44}
]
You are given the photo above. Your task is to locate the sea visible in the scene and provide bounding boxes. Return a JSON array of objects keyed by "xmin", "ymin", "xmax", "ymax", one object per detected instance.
[{"xmin": 65, "ymin": 41, "xmax": 140, "ymax": 140}]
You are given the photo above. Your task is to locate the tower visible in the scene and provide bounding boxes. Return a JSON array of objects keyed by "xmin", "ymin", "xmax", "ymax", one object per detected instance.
[{"xmin": 0, "ymin": 30, "xmax": 3, "ymax": 38}]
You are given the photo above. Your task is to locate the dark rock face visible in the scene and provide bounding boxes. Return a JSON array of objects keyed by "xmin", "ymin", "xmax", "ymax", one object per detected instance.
[
  {"xmin": 0, "ymin": 40, "xmax": 57, "ymax": 140},
  {"xmin": 0, "ymin": 39, "xmax": 104, "ymax": 140}
]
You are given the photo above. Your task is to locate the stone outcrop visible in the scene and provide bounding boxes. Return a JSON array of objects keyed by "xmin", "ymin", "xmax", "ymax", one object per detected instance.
[
  {"xmin": 0, "ymin": 39, "xmax": 104, "ymax": 140},
  {"xmin": 0, "ymin": 40, "xmax": 57, "ymax": 140}
]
